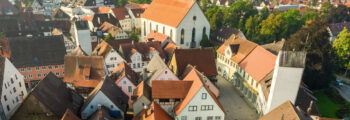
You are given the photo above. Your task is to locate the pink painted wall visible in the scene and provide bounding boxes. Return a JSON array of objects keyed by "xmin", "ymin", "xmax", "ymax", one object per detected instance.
[{"xmin": 116, "ymin": 77, "xmax": 136, "ymax": 98}]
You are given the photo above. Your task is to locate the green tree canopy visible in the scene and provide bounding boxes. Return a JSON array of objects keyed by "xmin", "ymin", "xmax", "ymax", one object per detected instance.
[
  {"xmin": 284, "ymin": 20, "xmax": 334, "ymax": 89},
  {"xmin": 320, "ymin": 2, "xmax": 333, "ymax": 17},
  {"xmin": 259, "ymin": 14, "xmax": 284, "ymax": 44},
  {"xmin": 327, "ymin": 5, "xmax": 350, "ymax": 23},
  {"xmin": 332, "ymin": 27, "xmax": 350, "ymax": 73},
  {"xmin": 104, "ymin": 33, "xmax": 114, "ymax": 41},
  {"xmin": 260, "ymin": 7, "xmax": 269, "ymax": 20},
  {"xmin": 280, "ymin": 8, "xmax": 303, "ymax": 39},
  {"xmin": 200, "ymin": 34, "xmax": 212, "ymax": 47},
  {"xmin": 245, "ymin": 15, "xmax": 261, "ymax": 41}
]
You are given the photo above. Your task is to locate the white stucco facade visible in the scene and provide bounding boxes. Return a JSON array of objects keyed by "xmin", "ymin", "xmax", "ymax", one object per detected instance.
[
  {"xmin": 1, "ymin": 58, "xmax": 28, "ymax": 119},
  {"xmin": 176, "ymin": 87, "xmax": 225, "ymax": 120},
  {"xmin": 141, "ymin": 3, "xmax": 210, "ymax": 48},
  {"xmin": 81, "ymin": 91, "xmax": 124, "ymax": 119},
  {"xmin": 104, "ymin": 49, "xmax": 126, "ymax": 73}
]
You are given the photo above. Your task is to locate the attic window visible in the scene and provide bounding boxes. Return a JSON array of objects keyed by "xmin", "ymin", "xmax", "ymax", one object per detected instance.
[{"xmin": 193, "ymin": 16, "xmax": 197, "ymax": 21}]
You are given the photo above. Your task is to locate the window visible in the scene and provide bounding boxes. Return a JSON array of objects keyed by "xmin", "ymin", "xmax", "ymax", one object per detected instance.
[
  {"xmin": 48, "ymin": 66, "xmax": 52, "ymax": 69},
  {"xmin": 181, "ymin": 116, "xmax": 187, "ymax": 120},
  {"xmin": 170, "ymin": 29, "xmax": 173, "ymax": 40},
  {"xmin": 13, "ymin": 87, "xmax": 16, "ymax": 93},
  {"xmin": 193, "ymin": 16, "xmax": 197, "ymax": 21},
  {"xmin": 181, "ymin": 29, "xmax": 185, "ymax": 44},
  {"xmin": 142, "ymin": 63, "xmax": 144, "ymax": 66},
  {"xmin": 137, "ymin": 63, "xmax": 140, "ymax": 68},
  {"xmin": 143, "ymin": 21, "xmax": 146, "ymax": 36},
  {"xmin": 215, "ymin": 116, "xmax": 221, "ymax": 120},
  {"xmin": 163, "ymin": 26, "xmax": 165, "ymax": 34},
  {"xmin": 37, "ymin": 74, "xmax": 41, "ymax": 78},
  {"xmin": 90, "ymin": 105, "xmax": 93, "ymax": 109},
  {"xmin": 20, "ymin": 68, "xmax": 25, "ymax": 72},
  {"xmin": 201, "ymin": 105, "xmax": 213, "ymax": 111},
  {"xmin": 62, "ymin": 65, "xmax": 64, "ymax": 69},
  {"xmin": 202, "ymin": 93, "xmax": 207, "ymax": 99},
  {"xmin": 207, "ymin": 116, "xmax": 213, "ymax": 120},
  {"xmin": 4, "ymin": 95, "xmax": 7, "ymax": 101},
  {"xmin": 156, "ymin": 24, "xmax": 158, "ymax": 32},
  {"xmin": 149, "ymin": 22, "xmax": 152, "ymax": 32},
  {"xmin": 10, "ymin": 78, "xmax": 14, "ymax": 84},
  {"xmin": 6, "ymin": 105, "xmax": 10, "ymax": 111},
  {"xmin": 43, "ymin": 73, "xmax": 47, "ymax": 76},
  {"xmin": 35, "ymin": 66, "xmax": 40, "ymax": 71},
  {"xmin": 15, "ymin": 75, "xmax": 17, "ymax": 80},
  {"xmin": 123, "ymin": 80, "xmax": 126, "ymax": 85},
  {"xmin": 19, "ymin": 82, "xmax": 22, "ymax": 87},
  {"xmin": 42, "ymin": 66, "xmax": 46, "ymax": 70},
  {"xmin": 16, "ymin": 96, "xmax": 19, "ymax": 102},
  {"xmin": 55, "ymin": 72, "xmax": 59, "ymax": 76},
  {"xmin": 4, "ymin": 84, "xmax": 7, "ymax": 89},
  {"xmin": 188, "ymin": 106, "xmax": 197, "ymax": 111},
  {"xmin": 128, "ymin": 86, "xmax": 132, "ymax": 93},
  {"xmin": 29, "ymin": 74, "xmax": 33, "ymax": 78},
  {"xmin": 27, "ymin": 67, "xmax": 31, "ymax": 71},
  {"xmin": 195, "ymin": 117, "xmax": 201, "ymax": 120},
  {"xmin": 55, "ymin": 65, "xmax": 58, "ymax": 69},
  {"xmin": 133, "ymin": 64, "xmax": 136, "ymax": 68},
  {"xmin": 110, "ymin": 105, "xmax": 114, "ymax": 109},
  {"xmin": 192, "ymin": 28, "xmax": 196, "ymax": 42},
  {"xmin": 159, "ymin": 99, "xmax": 169, "ymax": 102}
]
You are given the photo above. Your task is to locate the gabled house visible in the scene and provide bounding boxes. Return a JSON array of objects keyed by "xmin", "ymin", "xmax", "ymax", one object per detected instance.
[
  {"xmin": 0, "ymin": 56, "xmax": 28, "ymax": 120},
  {"xmin": 31, "ymin": 0, "xmax": 62, "ymax": 15},
  {"xmin": 51, "ymin": 6, "xmax": 95, "ymax": 21},
  {"xmin": 80, "ymin": 77, "xmax": 129, "ymax": 119},
  {"xmin": 133, "ymin": 102, "xmax": 173, "ymax": 120},
  {"xmin": 141, "ymin": 0, "xmax": 210, "ymax": 48},
  {"xmin": 92, "ymin": 41, "xmax": 126, "ymax": 73},
  {"xmin": 12, "ymin": 73, "xmax": 84, "ymax": 120},
  {"xmin": 109, "ymin": 62, "xmax": 138, "ymax": 98},
  {"xmin": 111, "ymin": 8, "xmax": 133, "ymax": 32},
  {"xmin": 145, "ymin": 31, "xmax": 180, "ymax": 62},
  {"xmin": 89, "ymin": 13, "xmax": 120, "ymax": 32},
  {"xmin": 64, "ymin": 56, "xmax": 106, "ymax": 97},
  {"xmin": 141, "ymin": 54, "xmax": 179, "ymax": 86},
  {"xmin": 98, "ymin": 22, "xmax": 129, "ymax": 40},
  {"xmin": 128, "ymin": 8, "xmax": 145, "ymax": 29},
  {"xmin": 72, "ymin": 21, "xmax": 93, "ymax": 55},
  {"xmin": 174, "ymin": 67, "xmax": 225, "ymax": 120},
  {"xmin": 132, "ymin": 81, "xmax": 152, "ymax": 116},
  {"xmin": 259, "ymin": 101, "xmax": 305, "ymax": 120},
  {"xmin": 119, "ymin": 41, "xmax": 166, "ymax": 72},
  {"xmin": 214, "ymin": 26, "xmax": 246, "ymax": 43},
  {"xmin": 169, "ymin": 48, "xmax": 217, "ymax": 81},
  {"xmin": 88, "ymin": 106, "xmax": 117, "ymax": 120},
  {"xmin": 327, "ymin": 21, "xmax": 350, "ymax": 44},
  {"xmin": 6, "ymin": 35, "xmax": 66, "ymax": 89}
]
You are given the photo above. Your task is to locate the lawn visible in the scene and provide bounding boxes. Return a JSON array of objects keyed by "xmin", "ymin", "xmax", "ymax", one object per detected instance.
[{"xmin": 314, "ymin": 91, "xmax": 341, "ymax": 118}]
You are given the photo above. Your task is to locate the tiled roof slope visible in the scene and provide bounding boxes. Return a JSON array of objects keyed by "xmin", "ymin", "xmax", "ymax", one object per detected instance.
[
  {"xmin": 259, "ymin": 101, "xmax": 304, "ymax": 120},
  {"xmin": 32, "ymin": 73, "xmax": 84, "ymax": 117},
  {"xmin": 111, "ymin": 62, "xmax": 138, "ymax": 85},
  {"xmin": 111, "ymin": 8, "xmax": 129, "ymax": 20},
  {"xmin": 120, "ymin": 41, "xmax": 166, "ymax": 62},
  {"xmin": 152, "ymin": 80, "xmax": 193, "ymax": 99},
  {"xmin": 261, "ymin": 39, "xmax": 285, "ymax": 55},
  {"xmin": 92, "ymin": 40, "xmax": 113, "ymax": 59},
  {"xmin": 329, "ymin": 22, "xmax": 350, "ymax": 36},
  {"xmin": 8, "ymin": 35, "xmax": 66, "ymax": 67},
  {"xmin": 141, "ymin": 0, "xmax": 196, "ymax": 27},
  {"xmin": 217, "ymin": 35, "xmax": 257, "ymax": 63},
  {"xmin": 133, "ymin": 81, "xmax": 152, "ymax": 100},
  {"xmin": 174, "ymin": 48, "xmax": 217, "ymax": 76},
  {"xmin": 239, "ymin": 46, "xmax": 276, "ymax": 82},
  {"xmin": 64, "ymin": 56, "xmax": 105, "ymax": 88},
  {"xmin": 61, "ymin": 109, "xmax": 81, "ymax": 120},
  {"xmin": 133, "ymin": 102, "xmax": 172, "ymax": 120}
]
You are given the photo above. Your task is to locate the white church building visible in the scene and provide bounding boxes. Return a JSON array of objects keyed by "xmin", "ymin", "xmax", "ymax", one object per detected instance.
[{"xmin": 141, "ymin": 0, "xmax": 210, "ymax": 48}]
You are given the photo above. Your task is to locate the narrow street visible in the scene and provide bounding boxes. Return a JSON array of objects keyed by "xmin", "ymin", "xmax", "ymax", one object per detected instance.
[{"xmin": 216, "ymin": 76, "xmax": 259, "ymax": 120}]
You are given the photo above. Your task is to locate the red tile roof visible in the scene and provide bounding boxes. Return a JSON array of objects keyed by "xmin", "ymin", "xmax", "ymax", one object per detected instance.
[
  {"xmin": 152, "ymin": 80, "xmax": 193, "ymax": 99},
  {"xmin": 174, "ymin": 68, "xmax": 225, "ymax": 115},
  {"xmin": 259, "ymin": 101, "xmax": 303, "ymax": 120},
  {"xmin": 111, "ymin": 7, "xmax": 129, "ymax": 20},
  {"xmin": 0, "ymin": 38, "xmax": 11, "ymax": 59},
  {"xmin": 145, "ymin": 31, "xmax": 169, "ymax": 43},
  {"xmin": 173, "ymin": 48, "xmax": 217, "ymax": 76},
  {"xmin": 239, "ymin": 46, "xmax": 276, "ymax": 82},
  {"xmin": 112, "ymin": 62, "xmax": 138, "ymax": 86},
  {"xmin": 120, "ymin": 41, "xmax": 166, "ymax": 62},
  {"xmin": 133, "ymin": 102, "xmax": 172, "ymax": 120},
  {"xmin": 131, "ymin": 9, "xmax": 145, "ymax": 18},
  {"xmin": 92, "ymin": 39, "xmax": 133, "ymax": 51},
  {"xmin": 64, "ymin": 56, "xmax": 105, "ymax": 88},
  {"xmin": 61, "ymin": 109, "xmax": 81, "ymax": 120},
  {"xmin": 125, "ymin": 3, "xmax": 149, "ymax": 9},
  {"xmin": 141, "ymin": 0, "xmax": 196, "ymax": 27}
]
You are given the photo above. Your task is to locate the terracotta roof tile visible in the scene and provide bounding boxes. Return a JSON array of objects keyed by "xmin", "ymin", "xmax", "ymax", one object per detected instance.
[
  {"xmin": 133, "ymin": 102, "xmax": 172, "ymax": 120},
  {"xmin": 61, "ymin": 109, "xmax": 81, "ymax": 120},
  {"xmin": 174, "ymin": 68, "xmax": 224, "ymax": 115},
  {"xmin": 329, "ymin": 22, "xmax": 350, "ymax": 36},
  {"xmin": 145, "ymin": 31, "xmax": 169, "ymax": 43},
  {"xmin": 92, "ymin": 40, "xmax": 113, "ymax": 59},
  {"xmin": 152, "ymin": 80, "xmax": 193, "ymax": 99},
  {"xmin": 111, "ymin": 62, "xmax": 138, "ymax": 85},
  {"xmin": 92, "ymin": 39, "xmax": 133, "ymax": 51},
  {"xmin": 64, "ymin": 56, "xmax": 105, "ymax": 88},
  {"xmin": 0, "ymin": 38, "xmax": 11, "ymax": 59},
  {"xmin": 141, "ymin": 0, "xmax": 196, "ymax": 27},
  {"xmin": 111, "ymin": 7, "xmax": 129, "ymax": 20},
  {"xmin": 217, "ymin": 35, "xmax": 258, "ymax": 63},
  {"xmin": 133, "ymin": 81, "xmax": 152, "ymax": 100},
  {"xmin": 120, "ymin": 41, "xmax": 166, "ymax": 62},
  {"xmin": 259, "ymin": 101, "xmax": 303, "ymax": 120},
  {"xmin": 131, "ymin": 9, "xmax": 145, "ymax": 18},
  {"xmin": 239, "ymin": 46, "xmax": 276, "ymax": 82},
  {"xmin": 126, "ymin": 3, "xmax": 149, "ymax": 9},
  {"xmin": 98, "ymin": 6, "xmax": 112, "ymax": 14},
  {"xmin": 173, "ymin": 48, "xmax": 217, "ymax": 76}
]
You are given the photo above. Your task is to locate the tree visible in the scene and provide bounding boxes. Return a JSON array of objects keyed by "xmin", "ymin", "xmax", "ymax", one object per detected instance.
[
  {"xmin": 200, "ymin": 0, "xmax": 209, "ymax": 11},
  {"xmin": 200, "ymin": 34, "xmax": 212, "ymax": 47},
  {"xmin": 332, "ymin": 27, "xmax": 350, "ymax": 75},
  {"xmin": 245, "ymin": 15, "xmax": 261, "ymax": 40},
  {"xmin": 302, "ymin": 8, "xmax": 319, "ymax": 22},
  {"xmin": 130, "ymin": 31, "xmax": 140, "ymax": 43},
  {"xmin": 113, "ymin": 0, "xmax": 127, "ymax": 7},
  {"xmin": 259, "ymin": 14, "xmax": 284, "ymax": 44},
  {"xmin": 284, "ymin": 20, "xmax": 334, "ymax": 89},
  {"xmin": 260, "ymin": 7, "xmax": 269, "ymax": 20},
  {"xmin": 280, "ymin": 8, "xmax": 303, "ymax": 39},
  {"xmin": 228, "ymin": 0, "xmax": 258, "ymax": 30},
  {"xmin": 0, "ymin": 32, "xmax": 4, "ymax": 39},
  {"xmin": 104, "ymin": 33, "xmax": 114, "ymax": 41},
  {"xmin": 320, "ymin": 2, "xmax": 333, "ymax": 17},
  {"xmin": 327, "ymin": 5, "xmax": 350, "ymax": 23}
]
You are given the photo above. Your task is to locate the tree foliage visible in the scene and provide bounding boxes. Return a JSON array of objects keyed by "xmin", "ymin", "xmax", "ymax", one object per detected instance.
[
  {"xmin": 130, "ymin": 0, "xmax": 151, "ymax": 4},
  {"xmin": 200, "ymin": 0, "xmax": 209, "ymax": 11},
  {"xmin": 259, "ymin": 14, "xmax": 284, "ymax": 44},
  {"xmin": 130, "ymin": 30, "xmax": 140, "ymax": 43},
  {"xmin": 200, "ymin": 34, "xmax": 212, "ymax": 47},
  {"xmin": 327, "ymin": 5, "xmax": 350, "ymax": 23},
  {"xmin": 104, "ymin": 33, "xmax": 114, "ymax": 41},
  {"xmin": 260, "ymin": 7, "xmax": 269, "ymax": 20},
  {"xmin": 320, "ymin": 2, "xmax": 333, "ymax": 17},
  {"xmin": 0, "ymin": 32, "xmax": 4, "ymax": 39},
  {"xmin": 245, "ymin": 15, "xmax": 261, "ymax": 41},
  {"xmin": 332, "ymin": 27, "xmax": 350, "ymax": 72},
  {"xmin": 113, "ymin": 0, "xmax": 128, "ymax": 7},
  {"xmin": 280, "ymin": 8, "xmax": 303, "ymax": 39},
  {"xmin": 285, "ymin": 20, "xmax": 334, "ymax": 89}
]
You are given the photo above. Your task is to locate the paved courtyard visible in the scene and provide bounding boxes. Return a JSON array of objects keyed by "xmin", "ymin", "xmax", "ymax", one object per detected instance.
[{"xmin": 216, "ymin": 76, "xmax": 259, "ymax": 120}]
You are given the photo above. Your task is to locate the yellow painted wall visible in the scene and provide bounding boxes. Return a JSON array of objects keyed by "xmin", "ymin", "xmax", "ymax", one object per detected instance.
[{"xmin": 168, "ymin": 53, "xmax": 178, "ymax": 75}]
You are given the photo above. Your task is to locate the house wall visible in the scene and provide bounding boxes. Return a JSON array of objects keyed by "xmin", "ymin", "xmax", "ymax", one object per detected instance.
[
  {"xmin": 105, "ymin": 49, "xmax": 126, "ymax": 73},
  {"xmin": 2, "ymin": 58, "xmax": 28, "ymax": 119},
  {"xmin": 114, "ymin": 30, "xmax": 129, "ymax": 40},
  {"xmin": 132, "ymin": 96, "xmax": 151, "ymax": 116},
  {"xmin": 168, "ymin": 53, "xmax": 178, "ymax": 75},
  {"xmin": 81, "ymin": 91, "xmax": 124, "ymax": 119},
  {"xmin": 18, "ymin": 64, "xmax": 64, "ymax": 88},
  {"xmin": 116, "ymin": 77, "xmax": 136, "ymax": 98},
  {"xmin": 63, "ymin": 35, "xmax": 76, "ymax": 55},
  {"xmin": 129, "ymin": 52, "xmax": 148, "ymax": 73},
  {"xmin": 120, "ymin": 18, "xmax": 132, "ymax": 32},
  {"xmin": 176, "ymin": 3, "xmax": 210, "ymax": 48},
  {"xmin": 265, "ymin": 66, "xmax": 304, "ymax": 114},
  {"xmin": 154, "ymin": 67, "xmax": 179, "ymax": 81},
  {"xmin": 177, "ymin": 87, "xmax": 225, "ymax": 120},
  {"xmin": 141, "ymin": 18, "xmax": 177, "ymax": 44}
]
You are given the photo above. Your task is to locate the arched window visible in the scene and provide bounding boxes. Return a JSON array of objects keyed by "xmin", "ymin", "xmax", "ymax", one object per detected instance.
[
  {"xmin": 156, "ymin": 25, "xmax": 158, "ymax": 32},
  {"xmin": 192, "ymin": 28, "xmax": 196, "ymax": 42},
  {"xmin": 180, "ymin": 29, "xmax": 184, "ymax": 44},
  {"xmin": 163, "ymin": 26, "xmax": 165, "ymax": 34},
  {"xmin": 203, "ymin": 27, "xmax": 206, "ymax": 36},
  {"xmin": 143, "ymin": 21, "xmax": 146, "ymax": 36},
  {"xmin": 149, "ymin": 22, "xmax": 152, "ymax": 32},
  {"xmin": 170, "ymin": 29, "xmax": 173, "ymax": 40}
]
